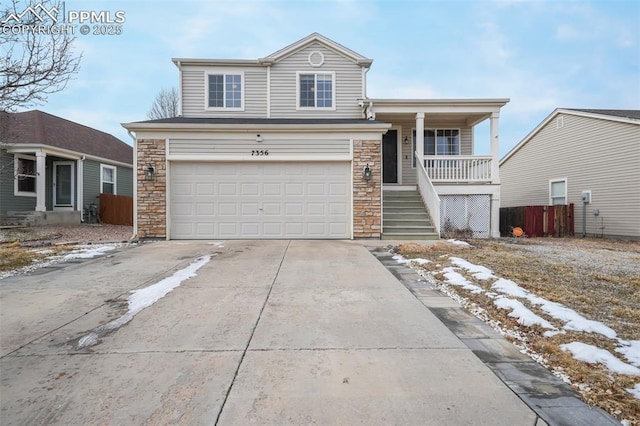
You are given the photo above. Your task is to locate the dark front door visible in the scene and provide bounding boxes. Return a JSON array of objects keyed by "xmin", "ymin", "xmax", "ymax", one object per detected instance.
[{"xmin": 382, "ymin": 130, "xmax": 398, "ymax": 183}]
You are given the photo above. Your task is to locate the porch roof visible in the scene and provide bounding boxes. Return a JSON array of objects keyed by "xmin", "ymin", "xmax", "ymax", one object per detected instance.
[
  {"xmin": 369, "ymin": 98, "xmax": 510, "ymax": 126},
  {"xmin": 0, "ymin": 110, "xmax": 132, "ymax": 165}
]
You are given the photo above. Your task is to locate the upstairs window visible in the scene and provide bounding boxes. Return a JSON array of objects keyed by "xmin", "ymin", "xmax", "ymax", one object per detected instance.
[
  {"xmin": 206, "ymin": 73, "xmax": 243, "ymax": 110},
  {"xmin": 550, "ymin": 178, "xmax": 567, "ymax": 205},
  {"xmin": 14, "ymin": 155, "xmax": 36, "ymax": 196},
  {"xmin": 298, "ymin": 72, "xmax": 334, "ymax": 109},
  {"xmin": 412, "ymin": 129, "xmax": 460, "ymax": 167},
  {"xmin": 101, "ymin": 164, "xmax": 116, "ymax": 195}
]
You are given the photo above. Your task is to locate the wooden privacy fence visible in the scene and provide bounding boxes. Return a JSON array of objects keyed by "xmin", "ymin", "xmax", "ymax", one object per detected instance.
[
  {"xmin": 500, "ymin": 204, "xmax": 574, "ymax": 237},
  {"xmin": 99, "ymin": 194, "xmax": 133, "ymax": 225}
]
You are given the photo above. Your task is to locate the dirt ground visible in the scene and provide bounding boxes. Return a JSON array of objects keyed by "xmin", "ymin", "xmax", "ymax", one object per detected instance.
[
  {"xmin": 0, "ymin": 224, "xmax": 134, "ymax": 245},
  {"xmin": 399, "ymin": 237, "xmax": 640, "ymax": 425},
  {"xmin": 0, "ymin": 225, "xmax": 134, "ymax": 275}
]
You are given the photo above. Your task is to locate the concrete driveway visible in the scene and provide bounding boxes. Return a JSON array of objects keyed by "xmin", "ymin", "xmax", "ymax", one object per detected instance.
[{"xmin": 1, "ymin": 240, "xmax": 539, "ymax": 425}]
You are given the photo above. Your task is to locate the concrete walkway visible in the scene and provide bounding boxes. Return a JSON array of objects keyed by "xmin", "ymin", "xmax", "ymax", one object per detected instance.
[{"xmin": 2, "ymin": 240, "xmax": 543, "ymax": 424}]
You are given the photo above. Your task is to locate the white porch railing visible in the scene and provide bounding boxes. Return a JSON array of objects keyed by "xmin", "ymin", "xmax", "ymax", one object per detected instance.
[
  {"xmin": 415, "ymin": 152, "xmax": 441, "ymax": 238},
  {"xmin": 423, "ymin": 155, "xmax": 493, "ymax": 182}
]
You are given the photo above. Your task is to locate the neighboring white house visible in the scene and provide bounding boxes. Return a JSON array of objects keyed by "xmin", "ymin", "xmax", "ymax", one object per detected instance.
[
  {"xmin": 500, "ymin": 108, "xmax": 640, "ymax": 239},
  {"xmin": 124, "ymin": 33, "xmax": 508, "ymax": 240}
]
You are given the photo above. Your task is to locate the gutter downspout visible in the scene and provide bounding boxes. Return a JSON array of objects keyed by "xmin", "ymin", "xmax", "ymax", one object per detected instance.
[
  {"xmin": 176, "ymin": 61, "xmax": 183, "ymax": 117},
  {"xmin": 127, "ymin": 129, "xmax": 138, "ymax": 241}
]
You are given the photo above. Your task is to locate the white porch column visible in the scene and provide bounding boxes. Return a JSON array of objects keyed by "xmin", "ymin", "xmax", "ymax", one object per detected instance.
[
  {"xmin": 35, "ymin": 151, "xmax": 46, "ymax": 211},
  {"xmin": 77, "ymin": 158, "xmax": 84, "ymax": 215},
  {"xmin": 416, "ymin": 112, "xmax": 424, "ymax": 167},
  {"xmin": 490, "ymin": 112, "xmax": 500, "ymax": 184}
]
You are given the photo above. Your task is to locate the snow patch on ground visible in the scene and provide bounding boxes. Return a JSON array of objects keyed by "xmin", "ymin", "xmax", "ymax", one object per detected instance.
[
  {"xmin": 616, "ymin": 341, "xmax": 640, "ymax": 367},
  {"xmin": 1, "ymin": 244, "xmax": 123, "ymax": 280},
  {"xmin": 560, "ymin": 342, "xmax": 640, "ymax": 376},
  {"xmin": 627, "ymin": 383, "xmax": 640, "ymax": 399},
  {"xmin": 441, "ymin": 267, "xmax": 484, "ymax": 294},
  {"xmin": 490, "ymin": 276, "xmax": 617, "ymax": 339},
  {"xmin": 447, "ymin": 239, "xmax": 471, "ymax": 246},
  {"xmin": 449, "ymin": 257, "xmax": 495, "ymax": 280},
  {"xmin": 63, "ymin": 245, "xmax": 116, "ymax": 260},
  {"xmin": 493, "ymin": 296, "xmax": 556, "ymax": 329},
  {"xmin": 399, "ymin": 249, "xmax": 637, "ymax": 382},
  {"xmin": 77, "ymin": 255, "xmax": 212, "ymax": 349},
  {"xmin": 392, "ymin": 254, "xmax": 430, "ymax": 266}
]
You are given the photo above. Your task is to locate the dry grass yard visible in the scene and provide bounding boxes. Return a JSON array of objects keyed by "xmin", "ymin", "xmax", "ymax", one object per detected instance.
[{"xmin": 399, "ymin": 238, "xmax": 640, "ymax": 425}]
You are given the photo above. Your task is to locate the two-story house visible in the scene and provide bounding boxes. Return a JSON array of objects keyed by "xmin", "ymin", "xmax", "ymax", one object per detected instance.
[{"xmin": 123, "ymin": 33, "xmax": 508, "ymax": 240}]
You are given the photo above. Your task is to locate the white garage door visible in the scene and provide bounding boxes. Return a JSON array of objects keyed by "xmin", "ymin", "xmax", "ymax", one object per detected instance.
[{"xmin": 170, "ymin": 162, "xmax": 351, "ymax": 239}]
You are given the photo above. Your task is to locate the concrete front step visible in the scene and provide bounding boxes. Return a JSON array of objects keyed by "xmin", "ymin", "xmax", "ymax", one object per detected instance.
[
  {"xmin": 381, "ymin": 233, "xmax": 439, "ymax": 240},
  {"xmin": 383, "ymin": 213, "xmax": 428, "ymax": 219},
  {"xmin": 384, "ymin": 226, "xmax": 436, "ymax": 234},
  {"xmin": 383, "ymin": 189, "xmax": 439, "ymax": 240},
  {"xmin": 383, "ymin": 202, "xmax": 425, "ymax": 208}
]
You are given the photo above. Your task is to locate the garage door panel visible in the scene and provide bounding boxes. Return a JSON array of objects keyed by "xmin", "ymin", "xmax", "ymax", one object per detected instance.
[
  {"xmin": 285, "ymin": 183, "xmax": 304, "ymax": 196},
  {"xmin": 196, "ymin": 183, "xmax": 214, "ymax": 195},
  {"xmin": 173, "ymin": 203, "xmax": 193, "ymax": 216},
  {"xmin": 263, "ymin": 183, "xmax": 282, "ymax": 196},
  {"xmin": 170, "ymin": 162, "xmax": 351, "ymax": 239},
  {"xmin": 241, "ymin": 203, "xmax": 260, "ymax": 215},
  {"xmin": 307, "ymin": 223, "xmax": 327, "ymax": 235},
  {"xmin": 330, "ymin": 183, "xmax": 347, "ymax": 196},
  {"xmin": 241, "ymin": 222, "xmax": 260, "ymax": 236},
  {"xmin": 196, "ymin": 203, "xmax": 214, "ymax": 215},
  {"xmin": 218, "ymin": 203, "xmax": 237, "ymax": 216},
  {"xmin": 307, "ymin": 183, "xmax": 325, "ymax": 196},
  {"xmin": 219, "ymin": 183, "xmax": 237, "ymax": 195},
  {"xmin": 196, "ymin": 222, "xmax": 215, "ymax": 235},
  {"xmin": 263, "ymin": 222, "xmax": 283, "ymax": 235},
  {"xmin": 241, "ymin": 183, "xmax": 259, "ymax": 195},
  {"xmin": 329, "ymin": 203, "xmax": 347, "ymax": 215},
  {"xmin": 307, "ymin": 203, "xmax": 325, "ymax": 216},
  {"xmin": 262, "ymin": 203, "xmax": 281, "ymax": 215}
]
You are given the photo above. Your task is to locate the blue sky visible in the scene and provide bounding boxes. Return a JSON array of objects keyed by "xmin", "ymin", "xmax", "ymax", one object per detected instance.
[{"xmin": 18, "ymin": 0, "xmax": 640, "ymax": 156}]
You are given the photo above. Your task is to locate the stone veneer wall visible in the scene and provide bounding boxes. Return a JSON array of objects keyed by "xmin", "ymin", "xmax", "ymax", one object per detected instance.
[
  {"xmin": 137, "ymin": 139, "xmax": 166, "ymax": 238},
  {"xmin": 352, "ymin": 139, "xmax": 381, "ymax": 238}
]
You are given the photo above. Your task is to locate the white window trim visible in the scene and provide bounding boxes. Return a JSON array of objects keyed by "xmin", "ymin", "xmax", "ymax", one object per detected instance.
[
  {"xmin": 14, "ymin": 154, "xmax": 37, "ymax": 197},
  {"xmin": 411, "ymin": 128, "xmax": 462, "ymax": 168},
  {"xmin": 549, "ymin": 177, "xmax": 568, "ymax": 205},
  {"xmin": 296, "ymin": 71, "xmax": 336, "ymax": 111},
  {"xmin": 100, "ymin": 164, "xmax": 117, "ymax": 195},
  {"xmin": 204, "ymin": 71, "xmax": 245, "ymax": 111}
]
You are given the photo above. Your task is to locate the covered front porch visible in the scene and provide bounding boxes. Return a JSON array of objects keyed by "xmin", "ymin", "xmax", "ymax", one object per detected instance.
[
  {"xmin": 1, "ymin": 145, "xmax": 86, "ymax": 226},
  {"xmin": 369, "ymin": 98, "xmax": 509, "ymax": 238}
]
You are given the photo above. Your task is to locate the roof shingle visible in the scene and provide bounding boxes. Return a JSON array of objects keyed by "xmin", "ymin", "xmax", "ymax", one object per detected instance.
[{"xmin": 0, "ymin": 110, "xmax": 132, "ymax": 165}]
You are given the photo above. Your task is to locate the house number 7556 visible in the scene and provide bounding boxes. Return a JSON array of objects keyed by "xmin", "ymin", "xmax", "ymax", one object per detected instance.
[{"xmin": 251, "ymin": 150, "xmax": 269, "ymax": 156}]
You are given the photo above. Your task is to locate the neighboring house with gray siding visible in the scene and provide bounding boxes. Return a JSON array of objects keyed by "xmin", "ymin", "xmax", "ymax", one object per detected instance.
[
  {"xmin": 124, "ymin": 33, "xmax": 509, "ymax": 240},
  {"xmin": 0, "ymin": 110, "xmax": 133, "ymax": 225},
  {"xmin": 500, "ymin": 108, "xmax": 640, "ymax": 239}
]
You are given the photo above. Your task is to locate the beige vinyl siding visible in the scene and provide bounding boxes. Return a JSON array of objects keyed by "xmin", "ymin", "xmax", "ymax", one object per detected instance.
[
  {"xmin": 168, "ymin": 138, "xmax": 350, "ymax": 157},
  {"xmin": 500, "ymin": 113, "xmax": 640, "ymax": 238},
  {"xmin": 270, "ymin": 42, "xmax": 362, "ymax": 118},
  {"xmin": 388, "ymin": 118, "xmax": 473, "ymax": 185},
  {"xmin": 181, "ymin": 66, "xmax": 267, "ymax": 117}
]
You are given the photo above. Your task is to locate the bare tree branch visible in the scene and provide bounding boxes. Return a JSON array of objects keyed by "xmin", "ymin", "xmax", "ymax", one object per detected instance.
[
  {"xmin": 0, "ymin": 0, "xmax": 82, "ymax": 112},
  {"xmin": 147, "ymin": 87, "xmax": 179, "ymax": 120}
]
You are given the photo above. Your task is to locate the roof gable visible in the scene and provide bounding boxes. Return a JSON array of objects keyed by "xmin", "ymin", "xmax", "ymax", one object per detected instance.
[
  {"xmin": 0, "ymin": 110, "xmax": 132, "ymax": 165},
  {"xmin": 260, "ymin": 33, "xmax": 372, "ymax": 67},
  {"xmin": 500, "ymin": 108, "xmax": 640, "ymax": 166}
]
